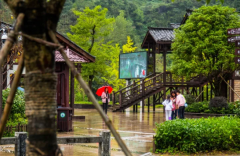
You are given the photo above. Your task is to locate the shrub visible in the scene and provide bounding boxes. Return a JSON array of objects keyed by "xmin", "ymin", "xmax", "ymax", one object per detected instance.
[
  {"xmin": 2, "ymin": 89, "xmax": 27, "ymax": 137},
  {"xmin": 2, "ymin": 89, "xmax": 25, "ymax": 120},
  {"xmin": 185, "ymin": 101, "xmax": 236, "ymax": 114},
  {"xmin": 155, "ymin": 116, "xmax": 240, "ymax": 153},
  {"xmin": 209, "ymin": 96, "xmax": 228, "ymax": 110},
  {"xmin": 185, "ymin": 101, "xmax": 209, "ymax": 113},
  {"xmin": 184, "ymin": 94, "xmax": 195, "ymax": 105}
]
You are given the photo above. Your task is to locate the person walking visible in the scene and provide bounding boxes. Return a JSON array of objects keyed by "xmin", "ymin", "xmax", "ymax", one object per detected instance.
[
  {"xmin": 101, "ymin": 87, "xmax": 110, "ymax": 114},
  {"xmin": 171, "ymin": 90, "xmax": 177, "ymax": 119},
  {"xmin": 162, "ymin": 95, "xmax": 173, "ymax": 121},
  {"xmin": 176, "ymin": 89, "xmax": 186, "ymax": 119}
]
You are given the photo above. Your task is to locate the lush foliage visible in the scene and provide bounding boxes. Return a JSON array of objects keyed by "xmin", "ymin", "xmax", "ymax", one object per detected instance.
[
  {"xmin": 209, "ymin": 96, "xmax": 228, "ymax": 110},
  {"xmin": 67, "ymin": 6, "xmax": 126, "ymax": 93},
  {"xmin": 2, "ymin": 89, "xmax": 25, "ymax": 120},
  {"xmin": 2, "ymin": 89, "xmax": 27, "ymax": 137},
  {"xmin": 184, "ymin": 94, "xmax": 196, "ymax": 105},
  {"xmin": 171, "ymin": 5, "xmax": 240, "ymax": 96},
  {"xmin": 155, "ymin": 116, "xmax": 240, "ymax": 153},
  {"xmin": 185, "ymin": 101, "xmax": 240, "ymax": 114}
]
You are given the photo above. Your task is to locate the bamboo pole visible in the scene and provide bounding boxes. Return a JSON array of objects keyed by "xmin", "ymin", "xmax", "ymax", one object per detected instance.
[
  {"xmin": 195, "ymin": 88, "xmax": 204, "ymax": 101},
  {"xmin": 0, "ymin": 52, "xmax": 24, "ymax": 138},
  {"xmin": 0, "ymin": 13, "xmax": 24, "ymax": 67},
  {"xmin": 0, "ymin": 13, "xmax": 25, "ymax": 139},
  {"xmin": 48, "ymin": 30, "xmax": 133, "ymax": 156}
]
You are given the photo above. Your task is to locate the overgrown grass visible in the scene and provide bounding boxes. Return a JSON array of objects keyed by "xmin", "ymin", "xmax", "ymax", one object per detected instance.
[{"xmin": 155, "ymin": 116, "xmax": 240, "ymax": 154}]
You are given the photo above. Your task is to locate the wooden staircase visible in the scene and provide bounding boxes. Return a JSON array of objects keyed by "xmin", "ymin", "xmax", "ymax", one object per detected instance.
[{"xmin": 112, "ymin": 72, "xmax": 208, "ymax": 112}]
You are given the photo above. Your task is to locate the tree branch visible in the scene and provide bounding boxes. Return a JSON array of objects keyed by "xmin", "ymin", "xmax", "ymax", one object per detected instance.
[
  {"xmin": 88, "ymin": 25, "xmax": 96, "ymax": 53},
  {"xmin": 48, "ymin": 30, "xmax": 133, "ymax": 156}
]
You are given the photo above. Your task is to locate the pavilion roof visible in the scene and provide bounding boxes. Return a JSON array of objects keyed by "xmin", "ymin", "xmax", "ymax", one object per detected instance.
[
  {"xmin": 0, "ymin": 22, "xmax": 95, "ymax": 63},
  {"xmin": 55, "ymin": 49, "xmax": 88, "ymax": 63},
  {"xmin": 148, "ymin": 27, "xmax": 174, "ymax": 42},
  {"xmin": 141, "ymin": 27, "xmax": 174, "ymax": 48}
]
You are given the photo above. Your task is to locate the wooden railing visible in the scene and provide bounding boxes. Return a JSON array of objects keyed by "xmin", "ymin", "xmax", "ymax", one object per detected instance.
[
  {"xmin": 5, "ymin": 124, "xmax": 27, "ymax": 133},
  {"xmin": 112, "ymin": 72, "xmax": 207, "ymax": 110}
]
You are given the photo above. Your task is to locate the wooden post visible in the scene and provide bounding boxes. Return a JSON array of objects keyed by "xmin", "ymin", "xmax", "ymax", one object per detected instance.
[
  {"xmin": 142, "ymin": 80, "xmax": 145, "ymax": 113},
  {"xmin": 0, "ymin": 65, "xmax": 2, "ymax": 118},
  {"xmin": 136, "ymin": 104, "xmax": 138, "ymax": 113},
  {"xmin": 119, "ymin": 91, "xmax": 122, "ymax": 107},
  {"xmin": 206, "ymin": 84, "xmax": 209, "ymax": 101},
  {"xmin": 148, "ymin": 97, "xmax": 150, "ymax": 113},
  {"xmin": 153, "ymin": 95, "xmax": 156, "ymax": 112},
  {"xmin": 199, "ymin": 87, "xmax": 202, "ymax": 102},
  {"xmin": 112, "ymin": 91, "xmax": 115, "ymax": 108},
  {"xmin": 15, "ymin": 132, "xmax": 27, "ymax": 156},
  {"xmin": 133, "ymin": 103, "xmax": 135, "ymax": 112},
  {"xmin": 153, "ymin": 50, "xmax": 156, "ymax": 75},
  {"xmin": 98, "ymin": 131, "xmax": 111, "ymax": 156},
  {"xmin": 211, "ymin": 85, "xmax": 213, "ymax": 99},
  {"xmin": 163, "ymin": 51, "xmax": 166, "ymax": 85},
  {"xmin": 152, "ymin": 136, "xmax": 156, "ymax": 153},
  {"xmin": 201, "ymin": 87, "xmax": 204, "ymax": 101},
  {"xmin": 142, "ymin": 99, "xmax": 145, "ymax": 113},
  {"xmin": 70, "ymin": 70, "xmax": 74, "ymax": 115}
]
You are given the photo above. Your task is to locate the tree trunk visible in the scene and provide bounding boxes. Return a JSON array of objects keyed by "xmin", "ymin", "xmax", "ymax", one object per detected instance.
[
  {"xmin": 88, "ymin": 75, "xmax": 94, "ymax": 101},
  {"xmin": 211, "ymin": 75, "xmax": 229, "ymax": 98},
  {"xmin": 4, "ymin": 0, "xmax": 66, "ymax": 155}
]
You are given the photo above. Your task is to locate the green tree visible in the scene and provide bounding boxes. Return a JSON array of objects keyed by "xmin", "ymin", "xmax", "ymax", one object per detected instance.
[
  {"xmin": 122, "ymin": 36, "xmax": 137, "ymax": 53},
  {"xmin": 67, "ymin": 6, "xmax": 115, "ymax": 90},
  {"xmin": 171, "ymin": 5, "xmax": 240, "ymax": 96},
  {"xmin": 102, "ymin": 44, "xmax": 125, "ymax": 91},
  {"xmin": 105, "ymin": 11, "xmax": 140, "ymax": 47}
]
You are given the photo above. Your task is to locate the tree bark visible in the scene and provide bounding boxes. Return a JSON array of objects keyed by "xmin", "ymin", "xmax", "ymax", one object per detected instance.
[
  {"xmin": 211, "ymin": 74, "xmax": 230, "ymax": 98},
  {"xmin": 3, "ymin": 0, "xmax": 65, "ymax": 155}
]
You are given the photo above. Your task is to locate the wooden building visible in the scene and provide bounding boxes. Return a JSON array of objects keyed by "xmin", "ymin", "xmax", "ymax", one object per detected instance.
[{"xmin": 0, "ymin": 21, "xmax": 95, "ymax": 115}]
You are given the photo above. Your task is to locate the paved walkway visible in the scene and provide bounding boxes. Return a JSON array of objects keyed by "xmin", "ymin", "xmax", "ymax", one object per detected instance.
[{"xmin": 0, "ymin": 107, "xmax": 165, "ymax": 156}]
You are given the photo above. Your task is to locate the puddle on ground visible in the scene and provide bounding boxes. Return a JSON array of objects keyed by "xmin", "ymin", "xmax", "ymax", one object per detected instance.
[{"xmin": 1, "ymin": 107, "xmax": 205, "ymax": 156}]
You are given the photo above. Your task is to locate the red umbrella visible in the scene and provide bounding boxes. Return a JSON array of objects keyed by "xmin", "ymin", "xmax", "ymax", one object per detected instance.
[{"xmin": 96, "ymin": 86, "xmax": 113, "ymax": 96}]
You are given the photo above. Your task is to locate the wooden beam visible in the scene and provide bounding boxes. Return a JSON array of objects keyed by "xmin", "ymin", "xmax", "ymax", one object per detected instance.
[
  {"xmin": 57, "ymin": 136, "xmax": 102, "ymax": 144},
  {"xmin": 70, "ymin": 70, "xmax": 75, "ymax": 115}
]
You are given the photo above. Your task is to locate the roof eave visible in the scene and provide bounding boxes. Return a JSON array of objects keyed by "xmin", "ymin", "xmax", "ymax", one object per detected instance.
[{"xmin": 56, "ymin": 33, "xmax": 95, "ymax": 63}]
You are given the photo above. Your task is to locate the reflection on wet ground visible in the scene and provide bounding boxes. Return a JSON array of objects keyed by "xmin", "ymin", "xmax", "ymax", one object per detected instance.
[
  {"xmin": 58, "ymin": 107, "xmax": 165, "ymax": 156},
  {"xmin": 0, "ymin": 107, "xmax": 205, "ymax": 156}
]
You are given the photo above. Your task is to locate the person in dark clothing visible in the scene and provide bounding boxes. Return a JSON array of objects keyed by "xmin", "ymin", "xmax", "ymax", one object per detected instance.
[
  {"xmin": 176, "ymin": 89, "xmax": 186, "ymax": 119},
  {"xmin": 171, "ymin": 90, "xmax": 177, "ymax": 119}
]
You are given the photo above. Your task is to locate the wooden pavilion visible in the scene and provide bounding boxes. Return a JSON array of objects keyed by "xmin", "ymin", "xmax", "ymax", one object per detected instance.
[
  {"xmin": 0, "ymin": 22, "xmax": 95, "ymax": 127},
  {"xmin": 112, "ymin": 10, "xmax": 234, "ymax": 112}
]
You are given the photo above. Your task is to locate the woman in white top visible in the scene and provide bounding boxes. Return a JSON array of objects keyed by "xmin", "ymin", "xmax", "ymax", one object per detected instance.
[{"xmin": 162, "ymin": 95, "xmax": 173, "ymax": 121}]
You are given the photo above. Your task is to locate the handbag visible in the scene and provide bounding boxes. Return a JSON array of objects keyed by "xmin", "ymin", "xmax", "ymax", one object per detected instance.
[{"xmin": 172, "ymin": 103, "xmax": 176, "ymax": 111}]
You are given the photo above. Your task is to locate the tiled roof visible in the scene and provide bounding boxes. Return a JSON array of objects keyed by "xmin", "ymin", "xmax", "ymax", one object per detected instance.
[
  {"xmin": 148, "ymin": 27, "xmax": 174, "ymax": 42},
  {"xmin": 55, "ymin": 49, "xmax": 88, "ymax": 63},
  {"xmin": 170, "ymin": 23, "xmax": 181, "ymax": 29}
]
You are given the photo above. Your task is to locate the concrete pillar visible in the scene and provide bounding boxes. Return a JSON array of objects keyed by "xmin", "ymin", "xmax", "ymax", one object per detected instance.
[
  {"xmin": 15, "ymin": 132, "xmax": 27, "ymax": 156},
  {"xmin": 99, "ymin": 131, "xmax": 111, "ymax": 156}
]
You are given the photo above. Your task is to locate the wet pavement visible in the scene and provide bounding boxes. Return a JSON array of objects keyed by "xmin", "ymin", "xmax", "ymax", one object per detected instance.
[
  {"xmin": 0, "ymin": 107, "xmax": 210, "ymax": 156},
  {"xmin": 0, "ymin": 107, "xmax": 165, "ymax": 156},
  {"xmin": 58, "ymin": 107, "xmax": 165, "ymax": 156}
]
